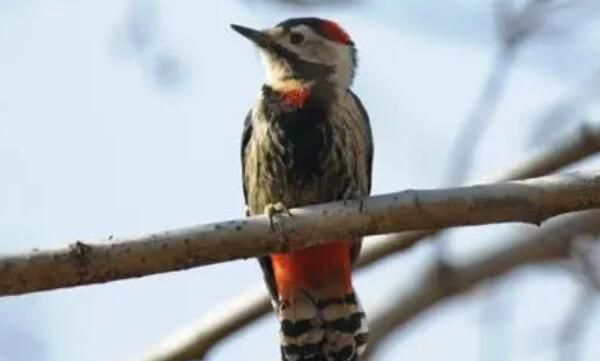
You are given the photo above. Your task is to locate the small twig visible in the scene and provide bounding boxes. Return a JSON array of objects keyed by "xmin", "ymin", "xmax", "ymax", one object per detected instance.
[{"xmin": 497, "ymin": 123, "xmax": 600, "ymax": 180}]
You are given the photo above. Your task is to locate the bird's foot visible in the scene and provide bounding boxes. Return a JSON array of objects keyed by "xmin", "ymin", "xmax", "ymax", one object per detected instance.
[
  {"xmin": 345, "ymin": 190, "xmax": 366, "ymax": 213},
  {"xmin": 264, "ymin": 202, "xmax": 293, "ymax": 232}
]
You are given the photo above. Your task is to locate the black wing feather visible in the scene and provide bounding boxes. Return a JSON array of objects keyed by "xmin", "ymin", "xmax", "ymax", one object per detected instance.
[
  {"xmin": 241, "ymin": 111, "xmax": 253, "ymax": 204},
  {"xmin": 348, "ymin": 90, "xmax": 374, "ymax": 264},
  {"xmin": 240, "ymin": 110, "xmax": 280, "ymax": 302},
  {"xmin": 348, "ymin": 90, "xmax": 374, "ymax": 193}
]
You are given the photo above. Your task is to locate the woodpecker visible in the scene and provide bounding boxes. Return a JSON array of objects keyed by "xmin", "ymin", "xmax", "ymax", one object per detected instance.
[{"xmin": 232, "ymin": 17, "xmax": 373, "ymax": 361}]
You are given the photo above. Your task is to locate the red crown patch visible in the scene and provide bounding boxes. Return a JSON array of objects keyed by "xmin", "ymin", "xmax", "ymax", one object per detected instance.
[{"xmin": 320, "ymin": 20, "xmax": 352, "ymax": 45}]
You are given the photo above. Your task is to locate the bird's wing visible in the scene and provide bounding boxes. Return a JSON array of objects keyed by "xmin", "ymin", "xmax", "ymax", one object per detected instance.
[
  {"xmin": 348, "ymin": 89, "xmax": 374, "ymax": 194},
  {"xmin": 348, "ymin": 90, "xmax": 374, "ymax": 264},
  {"xmin": 241, "ymin": 110, "xmax": 280, "ymax": 302},
  {"xmin": 241, "ymin": 110, "xmax": 253, "ymax": 204}
]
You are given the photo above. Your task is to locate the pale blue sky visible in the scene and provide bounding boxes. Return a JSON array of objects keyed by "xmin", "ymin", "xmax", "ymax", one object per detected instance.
[{"xmin": 1, "ymin": 1, "xmax": 600, "ymax": 360}]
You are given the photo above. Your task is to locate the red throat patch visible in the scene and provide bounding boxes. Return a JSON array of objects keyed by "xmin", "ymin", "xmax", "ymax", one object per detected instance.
[
  {"xmin": 281, "ymin": 87, "xmax": 310, "ymax": 108},
  {"xmin": 320, "ymin": 20, "xmax": 352, "ymax": 44}
]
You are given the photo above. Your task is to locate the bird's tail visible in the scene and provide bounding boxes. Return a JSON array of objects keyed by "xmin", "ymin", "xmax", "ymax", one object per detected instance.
[
  {"xmin": 277, "ymin": 289, "xmax": 368, "ymax": 361},
  {"xmin": 270, "ymin": 242, "xmax": 368, "ymax": 361}
]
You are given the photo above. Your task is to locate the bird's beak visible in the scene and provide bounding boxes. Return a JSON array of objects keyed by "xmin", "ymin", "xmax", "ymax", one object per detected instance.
[{"xmin": 230, "ymin": 24, "xmax": 273, "ymax": 50}]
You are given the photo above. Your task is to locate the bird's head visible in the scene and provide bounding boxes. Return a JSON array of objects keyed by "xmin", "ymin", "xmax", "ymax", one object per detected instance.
[{"xmin": 231, "ymin": 17, "xmax": 357, "ymax": 93}]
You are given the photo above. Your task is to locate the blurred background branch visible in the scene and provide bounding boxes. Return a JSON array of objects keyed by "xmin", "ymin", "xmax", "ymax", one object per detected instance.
[
  {"xmin": 364, "ymin": 210, "xmax": 600, "ymax": 359},
  {"xmin": 440, "ymin": 2, "xmax": 593, "ymax": 359},
  {"xmin": 113, "ymin": 0, "xmax": 187, "ymax": 90}
]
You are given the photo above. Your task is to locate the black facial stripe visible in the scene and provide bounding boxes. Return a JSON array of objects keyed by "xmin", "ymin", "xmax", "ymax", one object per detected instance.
[
  {"xmin": 269, "ymin": 42, "xmax": 334, "ymax": 81},
  {"xmin": 272, "ymin": 18, "xmax": 358, "ymax": 83}
]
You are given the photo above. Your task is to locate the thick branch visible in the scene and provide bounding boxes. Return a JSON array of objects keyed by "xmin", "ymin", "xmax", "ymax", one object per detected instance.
[
  {"xmin": 359, "ymin": 123, "xmax": 600, "ymax": 264},
  {"xmin": 131, "ymin": 125, "xmax": 600, "ymax": 361},
  {"xmin": 2, "ymin": 171, "xmax": 600, "ymax": 297},
  {"xmin": 365, "ymin": 210, "xmax": 600, "ymax": 359}
]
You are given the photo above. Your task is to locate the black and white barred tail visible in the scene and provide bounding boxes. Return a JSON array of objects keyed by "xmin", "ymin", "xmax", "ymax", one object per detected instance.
[{"xmin": 277, "ymin": 291, "xmax": 368, "ymax": 361}]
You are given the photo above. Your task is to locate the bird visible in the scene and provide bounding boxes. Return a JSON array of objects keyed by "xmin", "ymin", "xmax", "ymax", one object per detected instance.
[{"xmin": 232, "ymin": 17, "xmax": 373, "ymax": 361}]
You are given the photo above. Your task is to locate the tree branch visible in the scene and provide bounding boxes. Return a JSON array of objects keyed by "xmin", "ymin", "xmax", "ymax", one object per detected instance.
[
  {"xmin": 129, "ymin": 124, "xmax": 600, "ymax": 361},
  {"xmin": 364, "ymin": 209, "xmax": 600, "ymax": 359},
  {"xmin": 2, "ymin": 171, "xmax": 600, "ymax": 297},
  {"xmin": 494, "ymin": 123, "xmax": 600, "ymax": 181},
  {"xmin": 358, "ymin": 123, "xmax": 600, "ymax": 265}
]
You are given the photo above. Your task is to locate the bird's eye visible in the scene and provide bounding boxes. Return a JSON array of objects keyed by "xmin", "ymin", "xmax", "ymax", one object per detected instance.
[{"xmin": 289, "ymin": 32, "xmax": 305, "ymax": 45}]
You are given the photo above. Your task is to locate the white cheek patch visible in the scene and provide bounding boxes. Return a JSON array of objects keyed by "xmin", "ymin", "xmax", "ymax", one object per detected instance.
[
  {"xmin": 259, "ymin": 50, "xmax": 307, "ymax": 91},
  {"xmin": 259, "ymin": 50, "xmax": 291, "ymax": 85},
  {"xmin": 292, "ymin": 26, "xmax": 354, "ymax": 88},
  {"xmin": 257, "ymin": 25, "xmax": 354, "ymax": 88}
]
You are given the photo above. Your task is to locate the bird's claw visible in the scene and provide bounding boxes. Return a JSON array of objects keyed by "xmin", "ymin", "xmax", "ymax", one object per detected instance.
[
  {"xmin": 264, "ymin": 202, "xmax": 292, "ymax": 232},
  {"xmin": 346, "ymin": 190, "xmax": 366, "ymax": 213}
]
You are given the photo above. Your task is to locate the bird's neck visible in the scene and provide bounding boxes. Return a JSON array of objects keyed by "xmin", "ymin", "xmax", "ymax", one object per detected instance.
[
  {"xmin": 266, "ymin": 78, "xmax": 341, "ymax": 108},
  {"xmin": 267, "ymin": 79, "xmax": 312, "ymax": 107}
]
